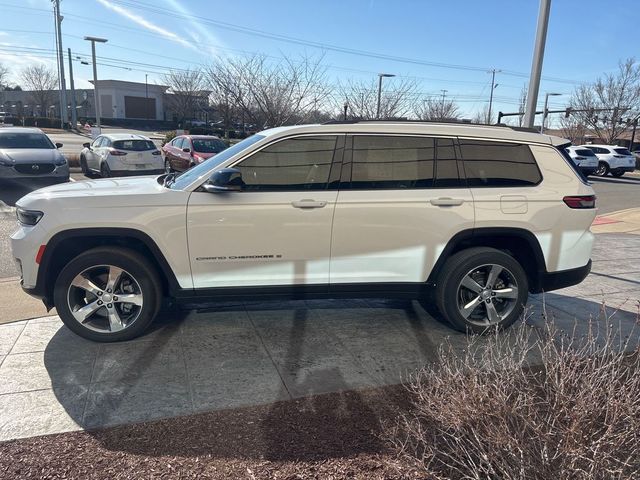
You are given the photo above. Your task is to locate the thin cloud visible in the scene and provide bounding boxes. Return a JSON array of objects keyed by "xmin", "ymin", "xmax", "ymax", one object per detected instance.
[
  {"xmin": 95, "ymin": 0, "xmax": 195, "ymax": 50},
  {"xmin": 162, "ymin": 0, "xmax": 222, "ymax": 56}
]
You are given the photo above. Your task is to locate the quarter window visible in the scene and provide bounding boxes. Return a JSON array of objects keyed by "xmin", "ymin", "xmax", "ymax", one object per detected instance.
[
  {"xmin": 459, "ymin": 139, "xmax": 542, "ymax": 187},
  {"xmin": 235, "ymin": 135, "xmax": 337, "ymax": 191}
]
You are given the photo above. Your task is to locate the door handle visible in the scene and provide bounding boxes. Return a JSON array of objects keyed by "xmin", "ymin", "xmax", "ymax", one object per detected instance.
[
  {"xmin": 291, "ymin": 199, "xmax": 327, "ymax": 209},
  {"xmin": 430, "ymin": 197, "xmax": 464, "ymax": 206}
]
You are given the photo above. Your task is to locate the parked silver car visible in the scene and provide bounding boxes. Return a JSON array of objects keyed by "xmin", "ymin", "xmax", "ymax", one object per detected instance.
[{"xmin": 0, "ymin": 127, "xmax": 69, "ymax": 184}]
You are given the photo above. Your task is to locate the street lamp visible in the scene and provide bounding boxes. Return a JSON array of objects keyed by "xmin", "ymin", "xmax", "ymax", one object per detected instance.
[
  {"xmin": 541, "ymin": 92, "xmax": 562, "ymax": 133},
  {"xmin": 376, "ymin": 73, "xmax": 395, "ymax": 119},
  {"xmin": 84, "ymin": 36, "xmax": 108, "ymax": 130}
]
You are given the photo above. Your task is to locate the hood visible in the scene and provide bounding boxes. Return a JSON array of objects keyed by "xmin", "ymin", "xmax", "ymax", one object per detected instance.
[
  {"xmin": 16, "ymin": 176, "xmax": 173, "ymax": 210},
  {"xmin": 0, "ymin": 148, "xmax": 64, "ymax": 164}
]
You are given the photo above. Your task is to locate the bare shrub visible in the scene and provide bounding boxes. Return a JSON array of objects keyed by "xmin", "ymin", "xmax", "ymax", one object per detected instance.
[{"xmin": 391, "ymin": 316, "xmax": 640, "ymax": 480}]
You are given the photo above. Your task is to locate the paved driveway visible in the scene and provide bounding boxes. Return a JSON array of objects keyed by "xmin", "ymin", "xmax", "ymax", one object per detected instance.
[{"xmin": 0, "ymin": 233, "xmax": 639, "ymax": 442}]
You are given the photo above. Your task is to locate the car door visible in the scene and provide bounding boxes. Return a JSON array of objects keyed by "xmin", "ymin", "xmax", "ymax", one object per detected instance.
[
  {"xmin": 186, "ymin": 134, "xmax": 343, "ymax": 289},
  {"xmin": 329, "ymin": 135, "xmax": 474, "ymax": 288},
  {"xmin": 87, "ymin": 136, "xmax": 104, "ymax": 171}
]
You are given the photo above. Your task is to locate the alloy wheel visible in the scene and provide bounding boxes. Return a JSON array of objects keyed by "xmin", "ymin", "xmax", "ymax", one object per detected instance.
[
  {"xmin": 67, "ymin": 264, "xmax": 144, "ymax": 333},
  {"xmin": 456, "ymin": 263, "xmax": 519, "ymax": 326}
]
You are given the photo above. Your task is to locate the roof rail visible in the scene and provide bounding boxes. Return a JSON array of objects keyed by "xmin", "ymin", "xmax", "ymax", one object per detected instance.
[{"xmin": 322, "ymin": 119, "xmax": 545, "ymax": 134}]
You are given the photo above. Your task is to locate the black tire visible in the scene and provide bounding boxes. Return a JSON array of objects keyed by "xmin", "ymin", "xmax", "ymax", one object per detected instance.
[
  {"xmin": 435, "ymin": 247, "xmax": 529, "ymax": 334},
  {"xmin": 80, "ymin": 154, "xmax": 88, "ymax": 175},
  {"xmin": 610, "ymin": 170, "xmax": 625, "ymax": 178},
  {"xmin": 100, "ymin": 162, "xmax": 111, "ymax": 178},
  {"xmin": 53, "ymin": 247, "xmax": 162, "ymax": 342},
  {"xmin": 164, "ymin": 157, "xmax": 172, "ymax": 173},
  {"xmin": 595, "ymin": 162, "xmax": 609, "ymax": 177}
]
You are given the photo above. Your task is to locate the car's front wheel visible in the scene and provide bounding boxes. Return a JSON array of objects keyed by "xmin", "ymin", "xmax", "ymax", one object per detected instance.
[
  {"xmin": 53, "ymin": 247, "xmax": 162, "ymax": 342},
  {"xmin": 100, "ymin": 162, "xmax": 111, "ymax": 178},
  {"xmin": 435, "ymin": 247, "xmax": 529, "ymax": 334},
  {"xmin": 164, "ymin": 157, "xmax": 172, "ymax": 173}
]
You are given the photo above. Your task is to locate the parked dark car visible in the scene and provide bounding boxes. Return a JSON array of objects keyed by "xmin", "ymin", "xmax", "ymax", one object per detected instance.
[
  {"xmin": 162, "ymin": 135, "xmax": 227, "ymax": 172},
  {"xmin": 0, "ymin": 127, "xmax": 69, "ymax": 184}
]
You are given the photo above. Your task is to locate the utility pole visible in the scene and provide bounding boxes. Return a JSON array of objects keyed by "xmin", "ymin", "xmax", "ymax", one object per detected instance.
[
  {"xmin": 67, "ymin": 48, "xmax": 77, "ymax": 129},
  {"xmin": 523, "ymin": 0, "xmax": 552, "ymax": 128},
  {"xmin": 440, "ymin": 89, "xmax": 448, "ymax": 102},
  {"xmin": 487, "ymin": 69, "xmax": 500, "ymax": 124},
  {"xmin": 84, "ymin": 36, "xmax": 108, "ymax": 130},
  {"xmin": 52, "ymin": 0, "xmax": 68, "ymax": 127},
  {"xmin": 145, "ymin": 73, "xmax": 149, "ymax": 119}
]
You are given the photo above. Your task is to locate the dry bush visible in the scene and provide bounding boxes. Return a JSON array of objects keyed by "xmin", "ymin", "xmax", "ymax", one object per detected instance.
[{"xmin": 391, "ymin": 313, "xmax": 640, "ymax": 480}]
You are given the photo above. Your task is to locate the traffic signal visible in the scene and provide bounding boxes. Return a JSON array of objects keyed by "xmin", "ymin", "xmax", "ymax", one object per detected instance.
[{"xmin": 565, "ymin": 107, "xmax": 572, "ymax": 118}]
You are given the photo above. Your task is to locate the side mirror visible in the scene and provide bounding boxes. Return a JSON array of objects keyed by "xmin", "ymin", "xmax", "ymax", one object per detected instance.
[
  {"xmin": 55, "ymin": 142, "xmax": 63, "ymax": 148},
  {"xmin": 202, "ymin": 168, "xmax": 243, "ymax": 193},
  {"xmin": 83, "ymin": 142, "xmax": 90, "ymax": 148},
  {"xmin": 182, "ymin": 147, "xmax": 191, "ymax": 153}
]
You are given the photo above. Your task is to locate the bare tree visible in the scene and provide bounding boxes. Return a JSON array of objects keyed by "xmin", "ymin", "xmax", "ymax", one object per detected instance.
[
  {"xmin": 517, "ymin": 83, "xmax": 527, "ymax": 126},
  {"xmin": 163, "ymin": 68, "xmax": 207, "ymax": 124},
  {"xmin": 207, "ymin": 54, "xmax": 332, "ymax": 129},
  {"xmin": 472, "ymin": 104, "xmax": 492, "ymax": 124},
  {"xmin": 559, "ymin": 114, "xmax": 587, "ymax": 144},
  {"xmin": 339, "ymin": 77, "xmax": 419, "ymax": 120},
  {"xmin": 569, "ymin": 57, "xmax": 640, "ymax": 144},
  {"xmin": 20, "ymin": 65, "xmax": 57, "ymax": 116},
  {"xmin": 415, "ymin": 95, "xmax": 459, "ymax": 121},
  {"xmin": 0, "ymin": 63, "xmax": 9, "ymax": 89}
]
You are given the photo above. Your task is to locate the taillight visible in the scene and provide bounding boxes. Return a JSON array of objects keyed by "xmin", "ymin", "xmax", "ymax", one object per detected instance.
[
  {"xmin": 109, "ymin": 149, "xmax": 127, "ymax": 156},
  {"xmin": 563, "ymin": 195, "xmax": 596, "ymax": 209},
  {"xmin": 152, "ymin": 150, "xmax": 161, "ymax": 155}
]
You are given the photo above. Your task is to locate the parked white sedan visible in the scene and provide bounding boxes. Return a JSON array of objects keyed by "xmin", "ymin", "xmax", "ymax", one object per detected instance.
[{"xmin": 80, "ymin": 133, "xmax": 164, "ymax": 178}]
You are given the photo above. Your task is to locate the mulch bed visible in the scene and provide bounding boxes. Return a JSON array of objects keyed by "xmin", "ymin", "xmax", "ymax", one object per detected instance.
[{"xmin": 0, "ymin": 384, "xmax": 426, "ymax": 479}]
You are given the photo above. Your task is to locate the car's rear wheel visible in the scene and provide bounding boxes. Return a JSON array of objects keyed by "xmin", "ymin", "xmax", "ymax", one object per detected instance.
[
  {"xmin": 53, "ymin": 247, "xmax": 162, "ymax": 342},
  {"xmin": 435, "ymin": 247, "xmax": 528, "ymax": 334},
  {"xmin": 100, "ymin": 162, "xmax": 111, "ymax": 178},
  {"xmin": 594, "ymin": 162, "xmax": 609, "ymax": 176}
]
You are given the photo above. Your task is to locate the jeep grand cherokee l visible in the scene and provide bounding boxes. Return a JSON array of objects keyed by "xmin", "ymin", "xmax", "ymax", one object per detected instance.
[{"xmin": 11, "ymin": 122, "xmax": 596, "ymax": 342}]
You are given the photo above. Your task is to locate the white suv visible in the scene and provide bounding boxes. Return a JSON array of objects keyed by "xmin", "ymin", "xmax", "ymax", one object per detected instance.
[
  {"xmin": 581, "ymin": 144, "xmax": 636, "ymax": 177},
  {"xmin": 12, "ymin": 122, "xmax": 597, "ymax": 342},
  {"xmin": 80, "ymin": 133, "xmax": 164, "ymax": 177},
  {"xmin": 564, "ymin": 146, "xmax": 598, "ymax": 176}
]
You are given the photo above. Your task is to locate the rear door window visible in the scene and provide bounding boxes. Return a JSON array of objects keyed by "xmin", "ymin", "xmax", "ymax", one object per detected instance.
[
  {"xmin": 459, "ymin": 139, "xmax": 542, "ymax": 187},
  {"xmin": 613, "ymin": 148, "xmax": 632, "ymax": 155}
]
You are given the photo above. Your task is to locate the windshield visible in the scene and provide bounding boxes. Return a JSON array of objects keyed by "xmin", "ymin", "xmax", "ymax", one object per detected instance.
[
  {"xmin": 0, "ymin": 132, "xmax": 54, "ymax": 149},
  {"xmin": 192, "ymin": 138, "xmax": 227, "ymax": 153},
  {"xmin": 170, "ymin": 134, "xmax": 265, "ymax": 190},
  {"xmin": 113, "ymin": 139, "xmax": 156, "ymax": 151},
  {"xmin": 613, "ymin": 148, "xmax": 632, "ymax": 156}
]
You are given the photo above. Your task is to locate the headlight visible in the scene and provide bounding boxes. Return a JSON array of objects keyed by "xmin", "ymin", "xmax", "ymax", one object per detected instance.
[
  {"xmin": 16, "ymin": 208, "xmax": 44, "ymax": 226},
  {"xmin": 54, "ymin": 155, "xmax": 67, "ymax": 166}
]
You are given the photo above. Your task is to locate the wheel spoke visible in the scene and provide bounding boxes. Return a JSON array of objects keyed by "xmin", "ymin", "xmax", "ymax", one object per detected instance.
[
  {"xmin": 114, "ymin": 293, "xmax": 143, "ymax": 306},
  {"xmin": 107, "ymin": 308, "xmax": 125, "ymax": 332},
  {"xmin": 486, "ymin": 265, "xmax": 503, "ymax": 288},
  {"xmin": 460, "ymin": 296, "xmax": 482, "ymax": 319},
  {"xmin": 71, "ymin": 274, "xmax": 103, "ymax": 297},
  {"xmin": 494, "ymin": 286, "xmax": 519, "ymax": 299},
  {"xmin": 71, "ymin": 300, "xmax": 103, "ymax": 323},
  {"xmin": 461, "ymin": 275, "xmax": 483, "ymax": 294},
  {"xmin": 485, "ymin": 301, "xmax": 500, "ymax": 324},
  {"xmin": 105, "ymin": 266, "xmax": 123, "ymax": 293}
]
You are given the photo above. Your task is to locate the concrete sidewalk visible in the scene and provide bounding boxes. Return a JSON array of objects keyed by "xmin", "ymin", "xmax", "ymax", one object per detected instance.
[
  {"xmin": 0, "ymin": 232, "xmax": 638, "ymax": 442},
  {"xmin": 592, "ymin": 207, "xmax": 640, "ymax": 235}
]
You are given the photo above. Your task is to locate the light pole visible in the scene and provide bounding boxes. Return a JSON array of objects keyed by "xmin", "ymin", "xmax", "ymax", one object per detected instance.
[
  {"xmin": 84, "ymin": 36, "xmax": 108, "ymax": 130},
  {"xmin": 376, "ymin": 73, "xmax": 395, "ymax": 119},
  {"xmin": 541, "ymin": 92, "xmax": 561, "ymax": 133},
  {"xmin": 523, "ymin": 0, "xmax": 552, "ymax": 128}
]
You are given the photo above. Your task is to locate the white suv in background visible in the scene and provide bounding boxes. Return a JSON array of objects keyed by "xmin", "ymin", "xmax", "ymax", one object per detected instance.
[
  {"xmin": 581, "ymin": 144, "xmax": 636, "ymax": 177},
  {"xmin": 564, "ymin": 146, "xmax": 598, "ymax": 176},
  {"xmin": 80, "ymin": 133, "xmax": 164, "ymax": 177},
  {"xmin": 12, "ymin": 122, "xmax": 596, "ymax": 342}
]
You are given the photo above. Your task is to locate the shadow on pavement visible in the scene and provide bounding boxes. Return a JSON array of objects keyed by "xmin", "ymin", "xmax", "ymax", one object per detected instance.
[{"xmin": 39, "ymin": 292, "xmax": 638, "ymax": 461}]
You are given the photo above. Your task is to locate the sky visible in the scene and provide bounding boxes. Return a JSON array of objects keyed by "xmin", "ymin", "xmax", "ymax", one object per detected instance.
[{"xmin": 0, "ymin": 0, "xmax": 637, "ymax": 122}]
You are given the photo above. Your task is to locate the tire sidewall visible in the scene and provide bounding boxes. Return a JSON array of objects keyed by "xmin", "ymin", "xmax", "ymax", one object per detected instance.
[
  {"xmin": 53, "ymin": 248, "xmax": 161, "ymax": 342},
  {"xmin": 100, "ymin": 161, "xmax": 111, "ymax": 178},
  {"xmin": 436, "ymin": 249, "xmax": 529, "ymax": 334}
]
